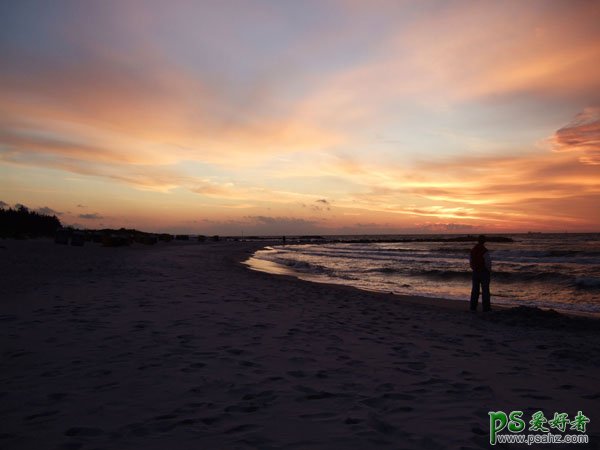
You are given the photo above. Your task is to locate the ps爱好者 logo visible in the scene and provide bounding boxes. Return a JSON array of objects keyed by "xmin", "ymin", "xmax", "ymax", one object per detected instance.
[{"xmin": 488, "ymin": 410, "xmax": 590, "ymax": 445}]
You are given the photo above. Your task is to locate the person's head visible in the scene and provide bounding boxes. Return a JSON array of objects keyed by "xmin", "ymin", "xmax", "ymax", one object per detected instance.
[{"xmin": 478, "ymin": 235, "xmax": 486, "ymax": 244}]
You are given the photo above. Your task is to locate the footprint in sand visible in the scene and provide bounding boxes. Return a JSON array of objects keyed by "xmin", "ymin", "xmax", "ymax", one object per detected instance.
[
  {"xmin": 295, "ymin": 385, "xmax": 340, "ymax": 401},
  {"xmin": 367, "ymin": 413, "xmax": 397, "ymax": 434},
  {"xmin": 25, "ymin": 410, "xmax": 60, "ymax": 421},
  {"xmin": 48, "ymin": 392, "xmax": 69, "ymax": 401},
  {"xmin": 299, "ymin": 412, "xmax": 337, "ymax": 420},
  {"xmin": 345, "ymin": 417, "xmax": 362, "ymax": 425},
  {"xmin": 64, "ymin": 427, "xmax": 104, "ymax": 437},
  {"xmin": 181, "ymin": 362, "xmax": 206, "ymax": 372},
  {"xmin": 224, "ymin": 424, "xmax": 260, "ymax": 434},
  {"xmin": 226, "ymin": 348, "xmax": 245, "ymax": 355}
]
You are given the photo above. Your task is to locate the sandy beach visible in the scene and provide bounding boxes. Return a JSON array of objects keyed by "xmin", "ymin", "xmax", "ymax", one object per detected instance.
[{"xmin": 2, "ymin": 239, "xmax": 599, "ymax": 449}]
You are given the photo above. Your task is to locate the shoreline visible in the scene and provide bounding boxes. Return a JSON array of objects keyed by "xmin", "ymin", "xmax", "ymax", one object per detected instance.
[
  {"xmin": 242, "ymin": 245, "xmax": 600, "ymax": 320},
  {"xmin": 2, "ymin": 239, "xmax": 599, "ymax": 449}
]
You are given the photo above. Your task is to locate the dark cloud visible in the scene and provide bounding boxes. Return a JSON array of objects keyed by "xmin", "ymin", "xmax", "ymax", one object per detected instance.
[
  {"xmin": 195, "ymin": 216, "xmax": 325, "ymax": 235},
  {"xmin": 78, "ymin": 213, "xmax": 103, "ymax": 220},
  {"xmin": 35, "ymin": 206, "xmax": 62, "ymax": 216},
  {"xmin": 554, "ymin": 107, "xmax": 600, "ymax": 165},
  {"xmin": 77, "ymin": 204, "xmax": 86, "ymax": 208},
  {"xmin": 415, "ymin": 223, "xmax": 476, "ymax": 232},
  {"xmin": 311, "ymin": 198, "xmax": 331, "ymax": 212},
  {"xmin": 246, "ymin": 216, "xmax": 319, "ymax": 227},
  {"xmin": 353, "ymin": 222, "xmax": 385, "ymax": 228}
]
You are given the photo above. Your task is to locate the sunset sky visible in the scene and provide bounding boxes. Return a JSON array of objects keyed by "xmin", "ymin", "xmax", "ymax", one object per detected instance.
[{"xmin": 1, "ymin": 0, "xmax": 599, "ymax": 234}]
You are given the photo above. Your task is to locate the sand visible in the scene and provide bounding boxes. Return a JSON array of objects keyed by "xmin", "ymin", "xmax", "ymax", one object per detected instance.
[{"xmin": 1, "ymin": 239, "xmax": 599, "ymax": 449}]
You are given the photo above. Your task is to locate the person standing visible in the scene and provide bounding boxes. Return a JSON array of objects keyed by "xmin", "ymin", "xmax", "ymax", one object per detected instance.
[{"xmin": 470, "ymin": 235, "xmax": 492, "ymax": 312}]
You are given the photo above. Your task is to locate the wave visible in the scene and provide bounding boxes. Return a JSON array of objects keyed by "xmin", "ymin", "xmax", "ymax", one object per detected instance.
[
  {"xmin": 491, "ymin": 249, "xmax": 600, "ymax": 260},
  {"xmin": 280, "ymin": 246, "xmax": 600, "ymax": 266},
  {"xmin": 432, "ymin": 247, "xmax": 470, "ymax": 254},
  {"xmin": 574, "ymin": 277, "xmax": 600, "ymax": 289},
  {"xmin": 248, "ymin": 243, "xmax": 600, "ymax": 313},
  {"xmin": 274, "ymin": 248, "xmax": 429, "ymax": 263},
  {"xmin": 255, "ymin": 242, "xmax": 600, "ymax": 295},
  {"xmin": 361, "ymin": 266, "xmax": 599, "ymax": 287},
  {"xmin": 255, "ymin": 255, "xmax": 336, "ymax": 276}
]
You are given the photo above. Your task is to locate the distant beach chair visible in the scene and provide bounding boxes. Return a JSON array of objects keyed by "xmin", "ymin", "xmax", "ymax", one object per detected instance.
[{"xmin": 102, "ymin": 234, "xmax": 130, "ymax": 247}]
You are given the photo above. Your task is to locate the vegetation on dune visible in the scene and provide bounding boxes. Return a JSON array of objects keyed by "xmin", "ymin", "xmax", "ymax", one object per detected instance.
[{"xmin": 0, "ymin": 205, "xmax": 62, "ymax": 238}]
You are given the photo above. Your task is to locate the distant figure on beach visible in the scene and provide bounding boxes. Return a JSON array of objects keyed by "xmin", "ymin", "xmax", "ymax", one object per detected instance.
[
  {"xmin": 282, "ymin": 236, "xmax": 286, "ymax": 245},
  {"xmin": 469, "ymin": 235, "xmax": 492, "ymax": 312}
]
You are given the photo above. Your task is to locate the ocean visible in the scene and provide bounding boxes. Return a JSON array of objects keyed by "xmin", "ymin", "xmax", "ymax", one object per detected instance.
[{"xmin": 246, "ymin": 233, "xmax": 600, "ymax": 315}]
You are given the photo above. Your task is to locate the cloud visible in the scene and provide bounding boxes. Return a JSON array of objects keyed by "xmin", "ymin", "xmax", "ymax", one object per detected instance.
[
  {"xmin": 416, "ymin": 222, "xmax": 476, "ymax": 232},
  {"xmin": 1, "ymin": 2, "xmax": 600, "ymax": 233},
  {"xmin": 35, "ymin": 206, "xmax": 62, "ymax": 216},
  {"xmin": 190, "ymin": 180, "xmax": 237, "ymax": 196},
  {"xmin": 0, "ymin": 200, "xmax": 8, "ymax": 209},
  {"xmin": 245, "ymin": 215, "xmax": 326, "ymax": 234},
  {"xmin": 324, "ymin": 142, "xmax": 600, "ymax": 231},
  {"xmin": 311, "ymin": 198, "xmax": 331, "ymax": 212},
  {"xmin": 553, "ymin": 107, "xmax": 600, "ymax": 165},
  {"xmin": 245, "ymin": 215, "xmax": 319, "ymax": 227},
  {"xmin": 78, "ymin": 213, "xmax": 103, "ymax": 220},
  {"xmin": 3, "ymin": 1, "xmax": 596, "ymax": 187},
  {"xmin": 0, "ymin": 31, "xmax": 340, "ymax": 173},
  {"xmin": 195, "ymin": 215, "xmax": 325, "ymax": 235},
  {"xmin": 402, "ymin": 206, "xmax": 476, "ymax": 219}
]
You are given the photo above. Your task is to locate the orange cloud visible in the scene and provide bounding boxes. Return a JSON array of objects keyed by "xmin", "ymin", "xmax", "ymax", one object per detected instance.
[
  {"xmin": 296, "ymin": 1, "xmax": 600, "ymax": 125},
  {"xmin": 0, "ymin": 46, "xmax": 342, "ymax": 166},
  {"xmin": 315, "ymin": 143, "xmax": 600, "ymax": 231},
  {"xmin": 553, "ymin": 108, "xmax": 600, "ymax": 165}
]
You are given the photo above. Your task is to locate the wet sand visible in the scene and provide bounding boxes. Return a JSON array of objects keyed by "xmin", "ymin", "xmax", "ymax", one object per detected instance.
[{"xmin": 1, "ymin": 239, "xmax": 599, "ymax": 449}]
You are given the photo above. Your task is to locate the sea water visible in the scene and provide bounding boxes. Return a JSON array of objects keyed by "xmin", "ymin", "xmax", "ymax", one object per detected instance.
[{"xmin": 247, "ymin": 233, "xmax": 600, "ymax": 315}]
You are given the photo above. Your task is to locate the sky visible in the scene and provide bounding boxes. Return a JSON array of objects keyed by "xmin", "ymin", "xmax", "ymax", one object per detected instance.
[{"xmin": 1, "ymin": 0, "xmax": 599, "ymax": 234}]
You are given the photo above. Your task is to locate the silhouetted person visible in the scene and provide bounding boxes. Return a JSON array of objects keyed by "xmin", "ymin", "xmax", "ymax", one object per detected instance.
[
  {"xmin": 470, "ymin": 235, "xmax": 491, "ymax": 312},
  {"xmin": 282, "ymin": 236, "xmax": 286, "ymax": 245}
]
